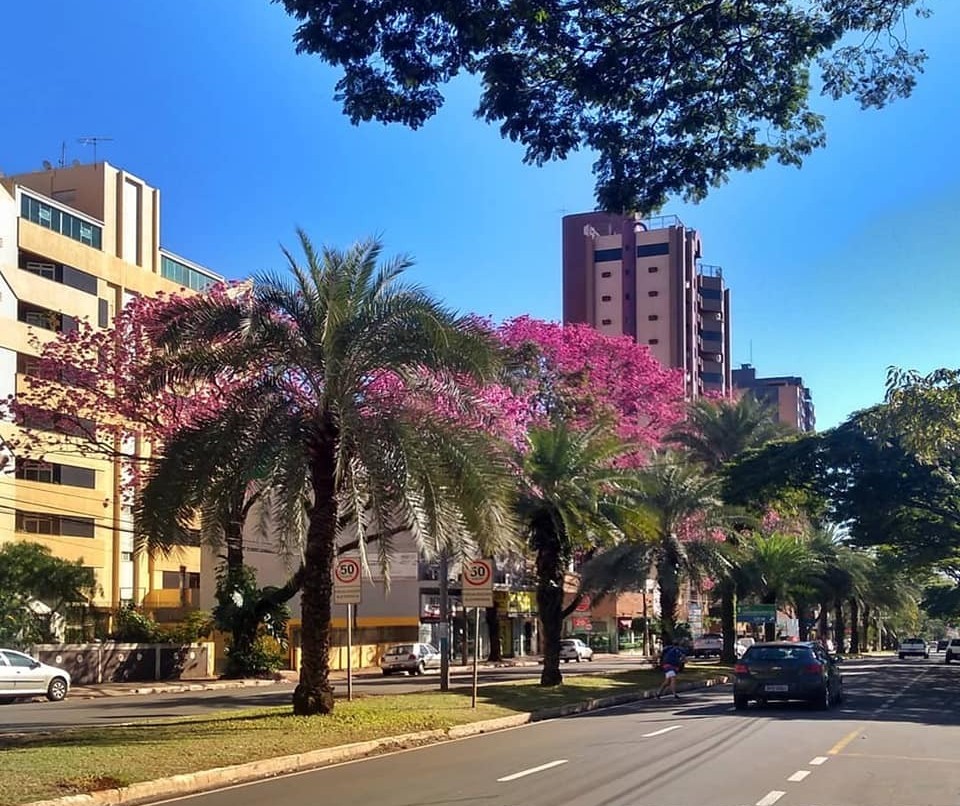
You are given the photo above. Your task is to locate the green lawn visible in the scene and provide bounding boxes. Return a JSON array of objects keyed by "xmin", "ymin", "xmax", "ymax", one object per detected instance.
[{"xmin": 0, "ymin": 665, "xmax": 728, "ymax": 806}]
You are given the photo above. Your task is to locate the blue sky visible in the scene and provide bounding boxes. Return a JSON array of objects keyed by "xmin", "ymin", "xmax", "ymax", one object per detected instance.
[{"xmin": 5, "ymin": 1, "xmax": 959, "ymax": 429}]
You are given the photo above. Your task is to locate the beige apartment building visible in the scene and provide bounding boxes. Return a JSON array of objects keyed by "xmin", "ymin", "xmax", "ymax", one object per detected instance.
[
  {"xmin": 732, "ymin": 364, "xmax": 816, "ymax": 433},
  {"xmin": 0, "ymin": 160, "xmax": 221, "ymax": 616},
  {"xmin": 562, "ymin": 212, "xmax": 732, "ymax": 397}
]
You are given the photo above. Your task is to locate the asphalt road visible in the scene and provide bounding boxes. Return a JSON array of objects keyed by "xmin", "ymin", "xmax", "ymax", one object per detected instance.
[
  {"xmin": 0, "ymin": 657, "xmax": 645, "ymax": 733},
  {"xmin": 150, "ymin": 655, "xmax": 960, "ymax": 806}
]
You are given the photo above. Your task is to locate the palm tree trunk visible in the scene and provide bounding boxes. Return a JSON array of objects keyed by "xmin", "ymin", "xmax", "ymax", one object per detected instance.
[
  {"xmin": 720, "ymin": 581, "xmax": 737, "ymax": 664},
  {"xmin": 848, "ymin": 598, "xmax": 860, "ymax": 654},
  {"xmin": 818, "ymin": 600, "xmax": 829, "ymax": 642},
  {"xmin": 292, "ymin": 444, "xmax": 338, "ymax": 716},
  {"xmin": 833, "ymin": 600, "xmax": 845, "ymax": 653},
  {"xmin": 485, "ymin": 605, "xmax": 502, "ymax": 662},
  {"xmin": 657, "ymin": 557, "xmax": 679, "ymax": 646},
  {"xmin": 862, "ymin": 603, "xmax": 871, "ymax": 651},
  {"xmin": 534, "ymin": 517, "xmax": 565, "ymax": 687}
]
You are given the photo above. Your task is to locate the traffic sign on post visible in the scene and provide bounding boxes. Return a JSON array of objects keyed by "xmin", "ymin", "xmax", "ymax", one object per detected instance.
[
  {"xmin": 461, "ymin": 558, "xmax": 494, "ymax": 608},
  {"xmin": 333, "ymin": 556, "xmax": 362, "ymax": 605}
]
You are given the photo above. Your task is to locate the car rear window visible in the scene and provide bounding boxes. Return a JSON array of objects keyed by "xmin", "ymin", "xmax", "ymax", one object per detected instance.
[
  {"xmin": 387, "ymin": 645, "xmax": 414, "ymax": 655},
  {"xmin": 702, "ymin": 634, "xmax": 722, "ymax": 639},
  {"xmin": 744, "ymin": 646, "xmax": 813, "ymax": 662}
]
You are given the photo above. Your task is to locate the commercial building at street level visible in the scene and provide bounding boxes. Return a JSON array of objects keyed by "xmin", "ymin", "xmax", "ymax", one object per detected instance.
[
  {"xmin": 562, "ymin": 211, "xmax": 733, "ymax": 398},
  {"xmin": 732, "ymin": 363, "xmax": 816, "ymax": 433},
  {"xmin": 0, "ymin": 160, "xmax": 221, "ymax": 621}
]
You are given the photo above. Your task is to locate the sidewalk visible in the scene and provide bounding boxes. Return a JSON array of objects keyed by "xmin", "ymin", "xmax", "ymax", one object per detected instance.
[{"xmin": 71, "ymin": 656, "xmax": 551, "ymax": 699}]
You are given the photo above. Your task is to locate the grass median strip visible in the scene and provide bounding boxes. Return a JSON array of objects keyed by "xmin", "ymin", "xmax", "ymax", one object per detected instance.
[{"xmin": 0, "ymin": 664, "xmax": 727, "ymax": 806}]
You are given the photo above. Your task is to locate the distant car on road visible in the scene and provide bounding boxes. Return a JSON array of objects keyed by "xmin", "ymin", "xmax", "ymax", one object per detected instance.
[
  {"xmin": 0, "ymin": 648, "xmax": 71, "ymax": 703},
  {"xmin": 898, "ymin": 637, "xmax": 929, "ymax": 659},
  {"xmin": 733, "ymin": 641, "xmax": 843, "ymax": 711},
  {"xmin": 380, "ymin": 643, "xmax": 441, "ymax": 676},
  {"xmin": 692, "ymin": 633, "xmax": 723, "ymax": 658},
  {"xmin": 944, "ymin": 638, "xmax": 960, "ymax": 664},
  {"xmin": 559, "ymin": 638, "xmax": 594, "ymax": 662}
]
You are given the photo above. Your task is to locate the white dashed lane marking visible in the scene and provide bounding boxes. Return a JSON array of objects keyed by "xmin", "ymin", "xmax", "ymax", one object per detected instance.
[
  {"xmin": 787, "ymin": 770, "xmax": 810, "ymax": 782},
  {"xmin": 809, "ymin": 756, "xmax": 829, "ymax": 765},
  {"xmin": 496, "ymin": 759, "xmax": 568, "ymax": 782},
  {"xmin": 756, "ymin": 791, "xmax": 786, "ymax": 806},
  {"xmin": 642, "ymin": 725, "xmax": 682, "ymax": 738}
]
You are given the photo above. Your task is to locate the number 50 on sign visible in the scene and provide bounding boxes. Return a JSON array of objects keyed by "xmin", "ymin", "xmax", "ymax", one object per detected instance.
[{"xmin": 462, "ymin": 558, "xmax": 494, "ymax": 608}]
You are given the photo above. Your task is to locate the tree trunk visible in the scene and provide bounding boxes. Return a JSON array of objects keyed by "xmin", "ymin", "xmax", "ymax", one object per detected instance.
[
  {"xmin": 534, "ymin": 517, "xmax": 565, "ymax": 687},
  {"xmin": 818, "ymin": 600, "xmax": 829, "ymax": 642},
  {"xmin": 862, "ymin": 603, "xmax": 871, "ymax": 651},
  {"xmin": 833, "ymin": 600, "xmax": 845, "ymax": 653},
  {"xmin": 292, "ymin": 444, "xmax": 338, "ymax": 716},
  {"xmin": 657, "ymin": 556, "xmax": 679, "ymax": 646},
  {"xmin": 848, "ymin": 598, "xmax": 860, "ymax": 654},
  {"xmin": 485, "ymin": 605, "xmax": 502, "ymax": 662},
  {"xmin": 720, "ymin": 581, "xmax": 737, "ymax": 664}
]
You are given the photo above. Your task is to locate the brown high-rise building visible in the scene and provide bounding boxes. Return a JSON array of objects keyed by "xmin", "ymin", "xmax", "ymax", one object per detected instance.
[
  {"xmin": 732, "ymin": 364, "xmax": 816, "ymax": 433},
  {"xmin": 562, "ymin": 211, "xmax": 732, "ymax": 398}
]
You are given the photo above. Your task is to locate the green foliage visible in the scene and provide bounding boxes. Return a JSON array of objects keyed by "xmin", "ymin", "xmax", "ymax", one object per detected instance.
[
  {"xmin": 112, "ymin": 605, "xmax": 213, "ymax": 644},
  {"xmin": 0, "ymin": 542, "xmax": 96, "ymax": 647},
  {"xmin": 922, "ymin": 584, "xmax": 960, "ymax": 621},
  {"xmin": 275, "ymin": 0, "xmax": 930, "ymax": 212}
]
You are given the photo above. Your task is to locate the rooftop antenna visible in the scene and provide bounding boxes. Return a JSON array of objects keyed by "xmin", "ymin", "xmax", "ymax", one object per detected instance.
[
  {"xmin": 749, "ymin": 339, "xmax": 753, "ymax": 365},
  {"xmin": 58, "ymin": 141, "xmax": 67, "ymax": 168},
  {"xmin": 77, "ymin": 136, "xmax": 114, "ymax": 165}
]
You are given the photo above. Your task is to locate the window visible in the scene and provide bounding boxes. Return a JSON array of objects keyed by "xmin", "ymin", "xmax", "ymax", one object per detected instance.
[
  {"xmin": 702, "ymin": 372, "xmax": 724, "ymax": 384},
  {"xmin": 647, "ymin": 266, "xmax": 659, "ymax": 273},
  {"xmin": 160, "ymin": 255, "xmax": 217, "ymax": 291},
  {"xmin": 601, "ymin": 295, "xmax": 612, "ymax": 302},
  {"xmin": 15, "ymin": 459, "xmax": 96, "ymax": 488},
  {"xmin": 60, "ymin": 517, "xmax": 96, "ymax": 538},
  {"xmin": 600, "ymin": 271, "xmax": 612, "ymax": 278},
  {"xmin": 15, "ymin": 460, "xmax": 55, "ymax": 484},
  {"xmin": 701, "ymin": 330, "xmax": 723, "ymax": 342},
  {"xmin": 637, "ymin": 243, "xmax": 669, "ymax": 257},
  {"xmin": 601, "ymin": 319, "xmax": 612, "ymax": 325},
  {"xmin": 20, "ymin": 193, "xmax": 102, "ymax": 249},
  {"xmin": 648, "ymin": 315, "xmax": 659, "ymax": 321},
  {"xmin": 700, "ymin": 287, "xmax": 723, "ymax": 300},
  {"xmin": 161, "ymin": 571, "xmax": 200, "ymax": 589},
  {"xmin": 13, "ymin": 510, "xmax": 92, "ymax": 538},
  {"xmin": 648, "ymin": 291, "xmax": 659, "ymax": 298},
  {"xmin": 648, "ymin": 338, "xmax": 659, "ymax": 345},
  {"xmin": 121, "ymin": 551, "xmax": 133, "ymax": 562},
  {"xmin": 1, "ymin": 651, "xmax": 35, "ymax": 669},
  {"xmin": 593, "ymin": 248, "xmax": 622, "ymax": 263},
  {"xmin": 25, "ymin": 261, "xmax": 56, "ymax": 280}
]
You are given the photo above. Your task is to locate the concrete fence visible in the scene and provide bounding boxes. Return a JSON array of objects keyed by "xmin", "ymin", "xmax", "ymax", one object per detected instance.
[{"xmin": 30, "ymin": 642, "xmax": 215, "ymax": 685}]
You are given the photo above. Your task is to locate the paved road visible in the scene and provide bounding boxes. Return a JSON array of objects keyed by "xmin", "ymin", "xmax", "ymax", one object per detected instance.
[
  {"xmin": 0, "ymin": 657, "xmax": 647, "ymax": 733},
  {"xmin": 155, "ymin": 656, "xmax": 960, "ymax": 806}
]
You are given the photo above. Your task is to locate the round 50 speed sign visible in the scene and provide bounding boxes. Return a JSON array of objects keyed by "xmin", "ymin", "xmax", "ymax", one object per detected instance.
[
  {"xmin": 334, "ymin": 557, "xmax": 361, "ymax": 585},
  {"xmin": 464, "ymin": 559, "xmax": 493, "ymax": 587}
]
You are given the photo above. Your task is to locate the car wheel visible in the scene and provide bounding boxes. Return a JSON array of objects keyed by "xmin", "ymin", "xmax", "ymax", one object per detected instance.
[
  {"xmin": 734, "ymin": 695, "xmax": 749, "ymax": 710},
  {"xmin": 576, "ymin": 656, "xmax": 582, "ymax": 663},
  {"xmin": 0, "ymin": 697, "xmax": 15, "ymax": 705},
  {"xmin": 587, "ymin": 654, "xmax": 593, "ymax": 662},
  {"xmin": 382, "ymin": 670, "xmax": 392, "ymax": 676},
  {"xmin": 416, "ymin": 661, "xmax": 426, "ymax": 676},
  {"xmin": 815, "ymin": 685, "xmax": 832, "ymax": 711},
  {"xmin": 899, "ymin": 653, "xmax": 905, "ymax": 660},
  {"xmin": 47, "ymin": 677, "xmax": 68, "ymax": 702}
]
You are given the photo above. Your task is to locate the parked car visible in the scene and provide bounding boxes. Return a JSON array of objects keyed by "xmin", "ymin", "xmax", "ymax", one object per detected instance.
[
  {"xmin": 380, "ymin": 643, "xmax": 441, "ymax": 676},
  {"xmin": 944, "ymin": 638, "xmax": 960, "ymax": 664},
  {"xmin": 934, "ymin": 639, "xmax": 949, "ymax": 654},
  {"xmin": 733, "ymin": 641, "xmax": 843, "ymax": 711},
  {"xmin": 692, "ymin": 633, "xmax": 723, "ymax": 658},
  {"xmin": 559, "ymin": 638, "xmax": 594, "ymax": 662},
  {"xmin": 0, "ymin": 648, "xmax": 71, "ymax": 703},
  {"xmin": 898, "ymin": 637, "xmax": 929, "ymax": 659}
]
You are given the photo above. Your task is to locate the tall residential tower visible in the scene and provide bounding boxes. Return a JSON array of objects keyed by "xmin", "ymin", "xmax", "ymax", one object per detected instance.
[{"xmin": 562, "ymin": 212, "xmax": 731, "ymax": 397}]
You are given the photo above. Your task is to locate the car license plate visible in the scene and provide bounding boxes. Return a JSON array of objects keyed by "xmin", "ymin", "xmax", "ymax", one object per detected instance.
[{"xmin": 764, "ymin": 685, "xmax": 788, "ymax": 692}]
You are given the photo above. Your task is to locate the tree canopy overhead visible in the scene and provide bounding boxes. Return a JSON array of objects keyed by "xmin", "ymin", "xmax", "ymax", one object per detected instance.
[{"xmin": 275, "ymin": 0, "xmax": 931, "ymax": 212}]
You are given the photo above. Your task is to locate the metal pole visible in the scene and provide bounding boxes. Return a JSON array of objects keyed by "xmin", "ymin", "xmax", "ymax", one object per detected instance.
[
  {"xmin": 643, "ymin": 587, "xmax": 650, "ymax": 657},
  {"xmin": 472, "ymin": 607, "xmax": 481, "ymax": 708},
  {"xmin": 347, "ymin": 603, "xmax": 353, "ymax": 701},
  {"xmin": 439, "ymin": 551, "xmax": 450, "ymax": 691}
]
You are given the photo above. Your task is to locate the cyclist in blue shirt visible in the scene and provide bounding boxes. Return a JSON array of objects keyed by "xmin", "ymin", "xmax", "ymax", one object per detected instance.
[{"xmin": 656, "ymin": 642, "xmax": 686, "ymax": 700}]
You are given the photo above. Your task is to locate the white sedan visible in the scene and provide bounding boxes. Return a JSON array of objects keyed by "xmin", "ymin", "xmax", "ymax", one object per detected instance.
[
  {"xmin": 559, "ymin": 638, "xmax": 594, "ymax": 662},
  {"xmin": 0, "ymin": 648, "xmax": 71, "ymax": 702}
]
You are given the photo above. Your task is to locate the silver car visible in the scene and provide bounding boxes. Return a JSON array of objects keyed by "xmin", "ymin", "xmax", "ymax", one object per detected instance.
[
  {"xmin": 0, "ymin": 648, "xmax": 71, "ymax": 702},
  {"xmin": 380, "ymin": 643, "xmax": 441, "ymax": 676}
]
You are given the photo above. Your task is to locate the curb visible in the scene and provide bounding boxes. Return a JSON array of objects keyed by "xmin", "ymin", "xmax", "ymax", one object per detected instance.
[{"xmin": 22, "ymin": 674, "xmax": 730, "ymax": 806}]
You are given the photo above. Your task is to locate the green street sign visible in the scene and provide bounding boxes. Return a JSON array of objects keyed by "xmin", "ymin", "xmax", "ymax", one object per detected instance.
[{"xmin": 737, "ymin": 604, "xmax": 776, "ymax": 625}]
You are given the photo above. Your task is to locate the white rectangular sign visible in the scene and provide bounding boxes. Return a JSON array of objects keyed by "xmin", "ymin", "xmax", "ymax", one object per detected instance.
[
  {"xmin": 462, "ymin": 558, "xmax": 494, "ymax": 608},
  {"xmin": 333, "ymin": 556, "xmax": 362, "ymax": 605}
]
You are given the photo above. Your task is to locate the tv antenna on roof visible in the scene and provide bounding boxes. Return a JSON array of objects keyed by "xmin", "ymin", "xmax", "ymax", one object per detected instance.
[{"xmin": 77, "ymin": 136, "xmax": 114, "ymax": 165}]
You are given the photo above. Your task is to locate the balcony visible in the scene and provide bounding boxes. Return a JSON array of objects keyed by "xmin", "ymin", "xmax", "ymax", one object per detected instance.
[
  {"xmin": 160, "ymin": 251, "xmax": 219, "ymax": 292},
  {"xmin": 17, "ymin": 301, "xmax": 77, "ymax": 334},
  {"xmin": 19, "ymin": 190, "xmax": 103, "ymax": 250}
]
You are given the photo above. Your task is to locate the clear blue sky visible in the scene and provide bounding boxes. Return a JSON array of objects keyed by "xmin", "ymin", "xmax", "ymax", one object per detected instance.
[{"xmin": 5, "ymin": 1, "xmax": 959, "ymax": 429}]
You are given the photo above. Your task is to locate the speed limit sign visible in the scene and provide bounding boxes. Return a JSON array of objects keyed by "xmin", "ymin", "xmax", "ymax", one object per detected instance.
[
  {"xmin": 334, "ymin": 556, "xmax": 362, "ymax": 604},
  {"xmin": 462, "ymin": 558, "xmax": 494, "ymax": 608}
]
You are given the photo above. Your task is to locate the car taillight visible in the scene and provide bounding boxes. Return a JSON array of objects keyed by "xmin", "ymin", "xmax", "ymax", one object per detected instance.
[
  {"xmin": 804, "ymin": 663, "xmax": 823, "ymax": 673},
  {"xmin": 734, "ymin": 663, "xmax": 748, "ymax": 674},
  {"xmin": 408, "ymin": 654, "xmax": 418, "ymax": 661}
]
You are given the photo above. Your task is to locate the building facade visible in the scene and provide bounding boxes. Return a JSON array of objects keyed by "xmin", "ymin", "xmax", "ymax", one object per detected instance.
[
  {"xmin": 732, "ymin": 364, "xmax": 816, "ymax": 433},
  {"xmin": 562, "ymin": 211, "xmax": 732, "ymax": 397},
  {"xmin": 0, "ymin": 161, "xmax": 221, "ymax": 619}
]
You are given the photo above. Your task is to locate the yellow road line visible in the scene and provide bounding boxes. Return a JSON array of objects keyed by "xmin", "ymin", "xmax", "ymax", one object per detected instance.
[
  {"xmin": 842, "ymin": 753, "xmax": 960, "ymax": 765},
  {"xmin": 828, "ymin": 726, "xmax": 863, "ymax": 755}
]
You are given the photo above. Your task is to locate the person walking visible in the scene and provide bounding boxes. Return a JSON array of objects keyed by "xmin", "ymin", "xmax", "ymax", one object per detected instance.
[{"xmin": 656, "ymin": 642, "xmax": 686, "ymax": 700}]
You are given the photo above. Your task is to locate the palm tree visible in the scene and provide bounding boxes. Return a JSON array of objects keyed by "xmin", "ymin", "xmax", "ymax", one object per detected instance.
[
  {"xmin": 580, "ymin": 453, "xmax": 729, "ymax": 646},
  {"xmin": 140, "ymin": 233, "xmax": 519, "ymax": 714},
  {"xmin": 517, "ymin": 421, "xmax": 644, "ymax": 686},
  {"xmin": 737, "ymin": 531, "xmax": 818, "ymax": 640},
  {"xmin": 667, "ymin": 395, "xmax": 789, "ymax": 660}
]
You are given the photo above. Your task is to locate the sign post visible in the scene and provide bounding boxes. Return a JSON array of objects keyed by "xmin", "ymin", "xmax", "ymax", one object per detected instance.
[
  {"xmin": 462, "ymin": 558, "xmax": 494, "ymax": 708},
  {"xmin": 334, "ymin": 556, "xmax": 362, "ymax": 701}
]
